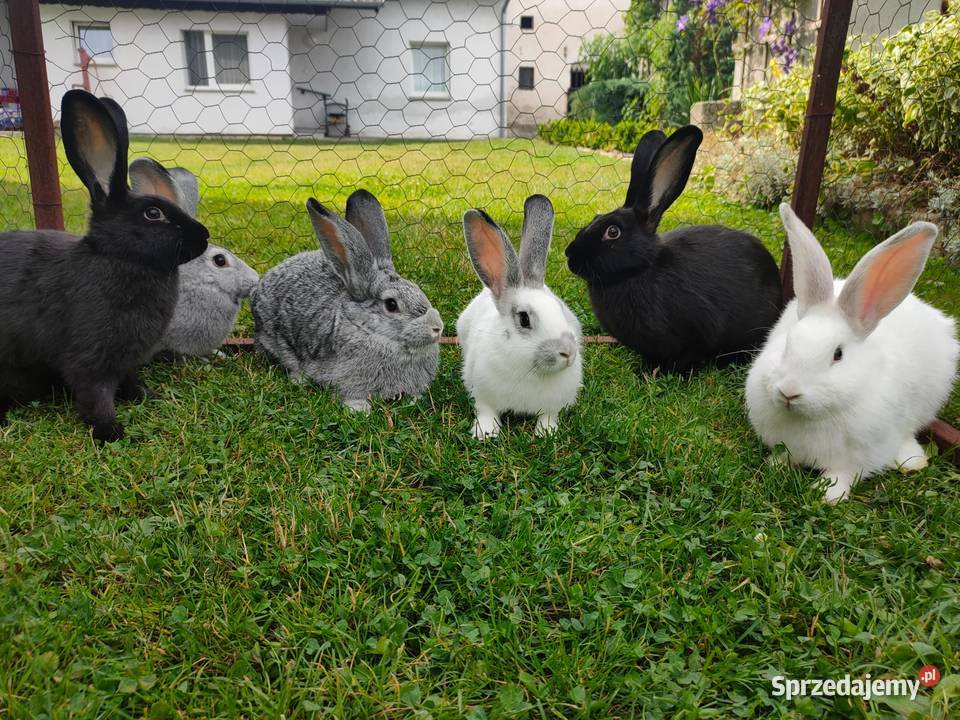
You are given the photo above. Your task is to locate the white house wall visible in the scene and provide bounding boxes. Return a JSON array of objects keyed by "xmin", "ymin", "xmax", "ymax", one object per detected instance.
[
  {"xmin": 289, "ymin": 0, "xmax": 502, "ymax": 139},
  {"xmin": 38, "ymin": 3, "xmax": 294, "ymax": 134},
  {"xmin": 504, "ymin": 0, "xmax": 628, "ymax": 134}
]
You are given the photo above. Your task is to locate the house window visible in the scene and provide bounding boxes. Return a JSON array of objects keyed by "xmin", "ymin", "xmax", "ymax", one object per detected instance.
[
  {"xmin": 411, "ymin": 43, "xmax": 449, "ymax": 96},
  {"xmin": 520, "ymin": 15, "xmax": 534, "ymax": 30},
  {"xmin": 518, "ymin": 66, "xmax": 535, "ymax": 90},
  {"xmin": 75, "ymin": 23, "xmax": 114, "ymax": 64},
  {"xmin": 184, "ymin": 30, "xmax": 250, "ymax": 88}
]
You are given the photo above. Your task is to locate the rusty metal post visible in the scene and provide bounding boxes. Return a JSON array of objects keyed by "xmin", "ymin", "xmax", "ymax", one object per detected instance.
[
  {"xmin": 781, "ymin": 0, "xmax": 853, "ymax": 301},
  {"xmin": 8, "ymin": 0, "xmax": 63, "ymax": 231}
]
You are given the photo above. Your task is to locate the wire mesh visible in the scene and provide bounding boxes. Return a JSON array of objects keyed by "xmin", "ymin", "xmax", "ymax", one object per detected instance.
[{"xmin": 0, "ymin": 0, "xmax": 957, "ymax": 399}]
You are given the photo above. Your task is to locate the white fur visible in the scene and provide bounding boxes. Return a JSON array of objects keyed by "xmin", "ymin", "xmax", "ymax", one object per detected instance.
[
  {"xmin": 458, "ymin": 285, "xmax": 583, "ymax": 439},
  {"xmin": 747, "ymin": 208, "xmax": 958, "ymax": 502}
]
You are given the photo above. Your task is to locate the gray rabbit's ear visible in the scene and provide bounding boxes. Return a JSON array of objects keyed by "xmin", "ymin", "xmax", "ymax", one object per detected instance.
[
  {"xmin": 463, "ymin": 209, "xmax": 521, "ymax": 301},
  {"xmin": 519, "ymin": 194, "xmax": 554, "ymax": 287},
  {"xmin": 346, "ymin": 189, "xmax": 394, "ymax": 271},
  {"xmin": 127, "ymin": 157, "xmax": 181, "ymax": 205},
  {"xmin": 168, "ymin": 167, "xmax": 200, "ymax": 217},
  {"xmin": 306, "ymin": 198, "xmax": 375, "ymax": 295}
]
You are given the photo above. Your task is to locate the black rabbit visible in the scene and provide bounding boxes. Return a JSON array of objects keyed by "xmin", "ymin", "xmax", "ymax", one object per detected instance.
[
  {"xmin": 565, "ymin": 125, "xmax": 783, "ymax": 372},
  {"xmin": 0, "ymin": 90, "xmax": 209, "ymax": 441}
]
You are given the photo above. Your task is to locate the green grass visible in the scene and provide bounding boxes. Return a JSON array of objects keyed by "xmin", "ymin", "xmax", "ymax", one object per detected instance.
[{"xmin": 1, "ymin": 136, "xmax": 959, "ymax": 718}]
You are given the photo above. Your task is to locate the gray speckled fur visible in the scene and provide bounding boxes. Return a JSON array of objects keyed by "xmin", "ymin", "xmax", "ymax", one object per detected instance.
[
  {"xmin": 154, "ymin": 245, "xmax": 259, "ymax": 357},
  {"xmin": 251, "ymin": 192, "xmax": 443, "ymax": 408}
]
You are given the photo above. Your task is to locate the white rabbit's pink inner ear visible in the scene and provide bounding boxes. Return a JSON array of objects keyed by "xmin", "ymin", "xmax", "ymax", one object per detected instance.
[
  {"xmin": 466, "ymin": 214, "xmax": 511, "ymax": 299},
  {"xmin": 838, "ymin": 223, "xmax": 937, "ymax": 335}
]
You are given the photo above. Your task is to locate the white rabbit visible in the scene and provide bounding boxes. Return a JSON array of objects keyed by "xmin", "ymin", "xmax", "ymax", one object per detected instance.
[
  {"xmin": 457, "ymin": 195, "xmax": 583, "ymax": 439},
  {"xmin": 130, "ymin": 160, "xmax": 260, "ymax": 359},
  {"xmin": 746, "ymin": 203, "xmax": 958, "ymax": 503}
]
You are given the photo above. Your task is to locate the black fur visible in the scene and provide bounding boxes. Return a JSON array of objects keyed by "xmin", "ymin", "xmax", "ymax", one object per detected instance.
[
  {"xmin": 0, "ymin": 90, "xmax": 208, "ymax": 441},
  {"xmin": 565, "ymin": 126, "xmax": 783, "ymax": 372}
]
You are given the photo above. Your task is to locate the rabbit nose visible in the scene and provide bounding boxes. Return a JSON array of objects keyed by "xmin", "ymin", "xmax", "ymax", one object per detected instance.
[{"xmin": 778, "ymin": 388, "xmax": 802, "ymax": 407}]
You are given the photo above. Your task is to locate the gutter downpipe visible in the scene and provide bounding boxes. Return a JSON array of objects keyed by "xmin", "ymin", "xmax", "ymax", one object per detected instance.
[{"xmin": 499, "ymin": 0, "xmax": 510, "ymax": 138}]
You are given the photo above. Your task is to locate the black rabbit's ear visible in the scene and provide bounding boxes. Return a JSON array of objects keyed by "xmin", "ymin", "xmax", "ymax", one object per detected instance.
[
  {"xmin": 61, "ymin": 90, "xmax": 128, "ymax": 204},
  {"xmin": 519, "ymin": 194, "xmax": 554, "ymax": 287},
  {"xmin": 306, "ymin": 198, "xmax": 376, "ymax": 295},
  {"xmin": 128, "ymin": 158, "xmax": 181, "ymax": 206},
  {"xmin": 636, "ymin": 125, "xmax": 703, "ymax": 232},
  {"xmin": 624, "ymin": 129, "xmax": 667, "ymax": 208},
  {"xmin": 346, "ymin": 189, "xmax": 393, "ymax": 272},
  {"xmin": 463, "ymin": 209, "xmax": 521, "ymax": 301}
]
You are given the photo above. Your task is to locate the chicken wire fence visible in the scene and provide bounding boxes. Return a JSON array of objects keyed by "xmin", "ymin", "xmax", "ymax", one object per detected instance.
[{"xmin": 0, "ymin": 0, "xmax": 958, "ymax": 336}]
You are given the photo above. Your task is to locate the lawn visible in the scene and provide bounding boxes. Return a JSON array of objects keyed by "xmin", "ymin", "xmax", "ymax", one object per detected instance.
[{"xmin": 1, "ymin": 136, "xmax": 958, "ymax": 718}]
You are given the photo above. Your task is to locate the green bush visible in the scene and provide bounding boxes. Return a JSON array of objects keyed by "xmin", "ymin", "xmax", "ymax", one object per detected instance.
[
  {"xmin": 569, "ymin": 78, "xmax": 651, "ymax": 125},
  {"xmin": 840, "ymin": 8, "xmax": 960, "ymax": 157},
  {"xmin": 736, "ymin": 8, "xmax": 960, "ymax": 161},
  {"xmin": 538, "ymin": 117, "xmax": 667, "ymax": 154}
]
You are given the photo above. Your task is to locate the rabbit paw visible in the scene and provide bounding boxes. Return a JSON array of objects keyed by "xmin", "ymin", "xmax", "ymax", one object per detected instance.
[
  {"xmin": 289, "ymin": 372, "xmax": 309, "ymax": 386},
  {"xmin": 472, "ymin": 415, "xmax": 500, "ymax": 440},
  {"xmin": 92, "ymin": 420, "xmax": 125, "ymax": 444},
  {"xmin": 343, "ymin": 398, "xmax": 371, "ymax": 413},
  {"xmin": 535, "ymin": 413, "xmax": 559, "ymax": 436},
  {"xmin": 895, "ymin": 438, "xmax": 928, "ymax": 473},
  {"xmin": 821, "ymin": 471, "xmax": 855, "ymax": 504},
  {"xmin": 767, "ymin": 449, "xmax": 793, "ymax": 467}
]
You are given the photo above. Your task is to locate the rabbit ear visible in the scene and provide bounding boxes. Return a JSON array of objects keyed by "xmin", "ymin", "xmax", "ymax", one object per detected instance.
[
  {"xmin": 61, "ymin": 90, "xmax": 128, "ymax": 204},
  {"xmin": 779, "ymin": 203, "xmax": 834, "ymax": 317},
  {"xmin": 634, "ymin": 125, "xmax": 702, "ymax": 232},
  {"xmin": 624, "ymin": 129, "xmax": 666, "ymax": 208},
  {"xmin": 463, "ymin": 209, "xmax": 521, "ymax": 301},
  {"xmin": 519, "ymin": 194, "xmax": 554, "ymax": 287},
  {"xmin": 168, "ymin": 167, "xmax": 200, "ymax": 217},
  {"xmin": 306, "ymin": 198, "xmax": 375, "ymax": 294},
  {"xmin": 128, "ymin": 158, "xmax": 182, "ymax": 205},
  {"xmin": 346, "ymin": 189, "xmax": 393, "ymax": 271},
  {"xmin": 837, "ymin": 221, "xmax": 938, "ymax": 336}
]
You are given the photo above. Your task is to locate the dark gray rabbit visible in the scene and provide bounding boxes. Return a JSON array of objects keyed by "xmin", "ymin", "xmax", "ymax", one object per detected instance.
[
  {"xmin": 251, "ymin": 191, "xmax": 443, "ymax": 411},
  {"xmin": 0, "ymin": 90, "xmax": 209, "ymax": 441},
  {"xmin": 129, "ymin": 160, "xmax": 260, "ymax": 359},
  {"xmin": 565, "ymin": 125, "xmax": 783, "ymax": 371}
]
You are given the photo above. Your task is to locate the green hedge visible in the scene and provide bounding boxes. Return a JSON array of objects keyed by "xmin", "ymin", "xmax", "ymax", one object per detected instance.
[
  {"xmin": 736, "ymin": 8, "xmax": 960, "ymax": 162},
  {"xmin": 568, "ymin": 78, "xmax": 650, "ymax": 125},
  {"xmin": 538, "ymin": 118, "xmax": 668, "ymax": 154}
]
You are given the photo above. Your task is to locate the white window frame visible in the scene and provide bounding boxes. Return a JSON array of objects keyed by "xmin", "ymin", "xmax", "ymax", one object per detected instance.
[
  {"xmin": 408, "ymin": 42, "xmax": 450, "ymax": 100},
  {"xmin": 74, "ymin": 22, "xmax": 115, "ymax": 67},
  {"xmin": 183, "ymin": 29, "xmax": 251, "ymax": 92}
]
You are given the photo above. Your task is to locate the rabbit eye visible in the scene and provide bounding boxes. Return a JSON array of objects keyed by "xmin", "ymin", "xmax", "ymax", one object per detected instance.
[
  {"xmin": 603, "ymin": 225, "xmax": 621, "ymax": 241},
  {"xmin": 518, "ymin": 311, "xmax": 531, "ymax": 329},
  {"xmin": 833, "ymin": 346, "xmax": 843, "ymax": 362},
  {"xmin": 213, "ymin": 254, "xmax": 227, "ymax": 267},
  {"xmin": 385, "ymin": 298, "xmax": 399, "ymax": 313},
  {"xmin": 144, "ymin": 206, "xmax": 165, "ymax": 222}
]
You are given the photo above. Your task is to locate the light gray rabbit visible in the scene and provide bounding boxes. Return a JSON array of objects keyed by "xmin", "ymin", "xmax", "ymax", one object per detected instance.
[
  {"xmin": 130, "ymin": 159, "xmax": 260, "ymax": 359},
  {"xmin": 250, "ymin": 190, "xmax": 444, "ymax": 411}
]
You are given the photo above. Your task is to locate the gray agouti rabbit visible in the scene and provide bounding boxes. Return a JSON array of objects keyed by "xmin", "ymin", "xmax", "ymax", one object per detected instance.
[{"xmin": 251, "ymin": 191, "xmax": 443, "ymax": 411}]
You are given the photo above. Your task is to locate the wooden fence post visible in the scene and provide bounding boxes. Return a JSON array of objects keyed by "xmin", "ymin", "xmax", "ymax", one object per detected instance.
[
  {"xmin": 782, "ymin": 0, "xmax": 853, "ymax": 301},
  {"xmin": 8, "ymin": 0, "xmax": 63, "ymax": 231}
]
